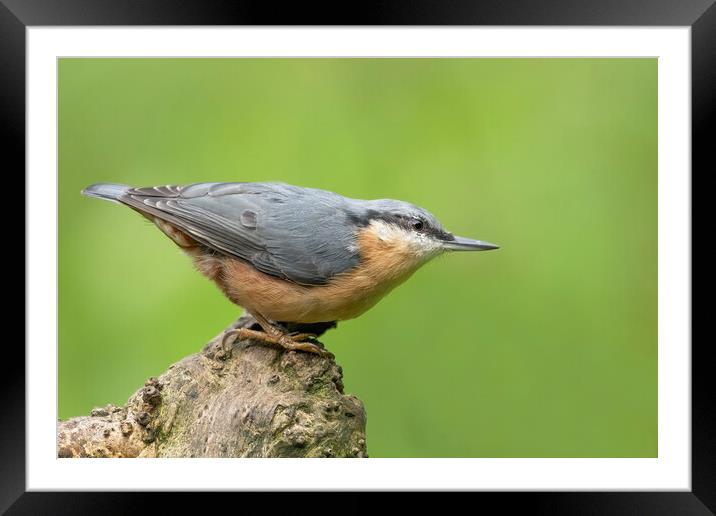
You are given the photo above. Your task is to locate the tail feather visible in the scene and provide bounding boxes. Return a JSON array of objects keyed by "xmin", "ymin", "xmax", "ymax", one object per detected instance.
[{"xmin": 81, "ymin": 183, "xmax": 130, "ymax": 203}]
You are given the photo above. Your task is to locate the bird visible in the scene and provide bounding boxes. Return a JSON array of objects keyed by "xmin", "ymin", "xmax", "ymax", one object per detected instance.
[{"xmin": 82, "ymin": 182, "xmax": 499, "ymax": 357}]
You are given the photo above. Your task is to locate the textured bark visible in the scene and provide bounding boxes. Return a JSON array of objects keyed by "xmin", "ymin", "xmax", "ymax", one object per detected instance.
[{"xmin": 57, "ymin": 315, "xmax": 367, "ymax": 458}]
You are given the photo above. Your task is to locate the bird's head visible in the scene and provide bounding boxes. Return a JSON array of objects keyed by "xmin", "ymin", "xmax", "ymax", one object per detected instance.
[{"xmin": 352, "ymin": 199, "xmax": 499, "ymax": 265}]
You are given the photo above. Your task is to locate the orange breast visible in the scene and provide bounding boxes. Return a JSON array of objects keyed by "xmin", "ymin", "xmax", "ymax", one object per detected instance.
[{"xmin": 192, "ymin": 225, "xmax": 426, "ymax": 323}]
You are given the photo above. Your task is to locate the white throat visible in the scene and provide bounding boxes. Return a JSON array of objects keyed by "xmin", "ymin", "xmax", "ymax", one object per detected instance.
[{"xmin": 367, "ymin": 219, "xmax": 443, "ymax": 261}]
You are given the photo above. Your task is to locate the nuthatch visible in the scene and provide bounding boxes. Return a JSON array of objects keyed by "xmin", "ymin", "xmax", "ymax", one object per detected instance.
[{"xmin": 83, "ymin": 182, "xmax": 498, "ymax": 356}]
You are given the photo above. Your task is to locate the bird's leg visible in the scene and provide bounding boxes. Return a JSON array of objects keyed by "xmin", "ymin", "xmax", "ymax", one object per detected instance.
[{"xmin": 234, "ymin": 312, "xmax": 333, "ymax": 357}]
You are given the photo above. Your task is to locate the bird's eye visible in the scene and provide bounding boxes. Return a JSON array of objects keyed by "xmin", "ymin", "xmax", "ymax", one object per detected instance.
[{"xmin": 412, "ymin": 220, "xmax": 424, "ymax": 231}]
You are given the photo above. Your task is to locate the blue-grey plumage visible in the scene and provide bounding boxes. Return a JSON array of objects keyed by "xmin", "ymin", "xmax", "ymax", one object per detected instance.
[
  {"xmin": 82, "ymin": 181, "xmax": 498, "ymax": 355},
  {"xmin": 85, "ymin": 182, "xmax": 356, "ymax": 284}
]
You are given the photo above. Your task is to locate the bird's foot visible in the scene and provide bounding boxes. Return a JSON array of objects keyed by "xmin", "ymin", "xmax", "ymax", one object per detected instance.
[
  {"xmin": 230, "ymin": 327, "xmax": 333, "ymax": 358},
  {"xmin": 276, "ymin": 333, "xmax": 333, "ymax": 358},
  {"xmin": 289, "ymin": 332, "xmax": 319, "ymax": 342}
]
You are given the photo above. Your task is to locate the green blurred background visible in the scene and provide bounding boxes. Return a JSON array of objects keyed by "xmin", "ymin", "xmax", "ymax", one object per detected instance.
[{"xmin": 59, "ymin": 58, "xmax": 657, "ymax": 457}]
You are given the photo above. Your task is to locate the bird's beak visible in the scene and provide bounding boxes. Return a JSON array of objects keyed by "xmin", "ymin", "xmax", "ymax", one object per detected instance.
[{"xmin": 441, "ymin": 235, "xmax": 500, "ymax": 251}]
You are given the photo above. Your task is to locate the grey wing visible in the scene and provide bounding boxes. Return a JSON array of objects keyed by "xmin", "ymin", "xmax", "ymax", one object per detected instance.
[{"xmin": 118, "ymin": 182, "xmax": 361, "ymax": 285}]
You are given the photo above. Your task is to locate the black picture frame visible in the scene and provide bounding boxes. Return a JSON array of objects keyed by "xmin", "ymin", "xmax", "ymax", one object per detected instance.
[{"xmin": 5, "ymin": 0, "xmax": 709, "ymax": 512}]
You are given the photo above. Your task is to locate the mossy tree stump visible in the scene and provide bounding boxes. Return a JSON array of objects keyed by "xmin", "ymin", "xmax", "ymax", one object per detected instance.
[{"xmin": 57, "ymin": 315, "xmax": 367, "ymax": 458}]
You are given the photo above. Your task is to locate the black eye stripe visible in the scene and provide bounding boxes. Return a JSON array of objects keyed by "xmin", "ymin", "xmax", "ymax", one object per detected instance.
[{"xmin": 355, "ymin": 210, "xmax": 453, "ymax": 241}]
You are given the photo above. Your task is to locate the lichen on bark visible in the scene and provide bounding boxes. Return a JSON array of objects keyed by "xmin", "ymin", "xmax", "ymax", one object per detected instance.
[{"xmin": 57, "ymin": 315, "xmax": 367, "ymax": 458}]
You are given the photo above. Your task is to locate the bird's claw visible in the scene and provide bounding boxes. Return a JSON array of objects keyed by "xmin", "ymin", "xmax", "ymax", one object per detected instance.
[
  {"xmin": 215, "ymin": 328, "xmax": 241, "ymax": 359},
  {"xmin": 278, "ymin": 335, "xmax": 333, "ymax": 358},
  {"xmin": 288, "ymin": 332, "xmax": 319, "ymax": 342},
  {"xmin": 232, "ymin": 327, "xmax": 333, "ymax": 358}
]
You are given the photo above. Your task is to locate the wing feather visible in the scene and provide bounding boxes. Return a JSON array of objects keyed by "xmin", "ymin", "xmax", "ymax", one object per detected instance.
[{"xmin": 118, "ymin": 182, "xmax": 361, "ymax": 285}]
